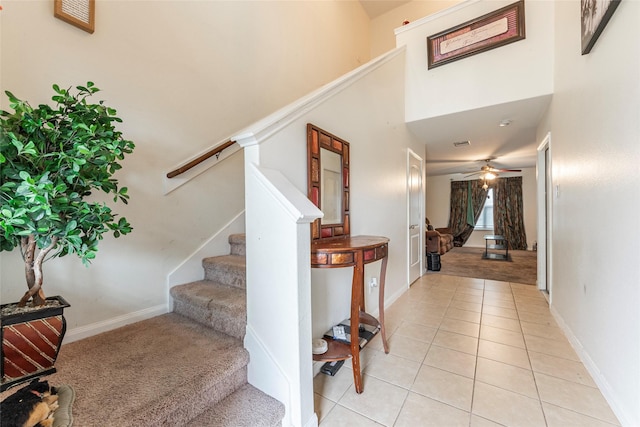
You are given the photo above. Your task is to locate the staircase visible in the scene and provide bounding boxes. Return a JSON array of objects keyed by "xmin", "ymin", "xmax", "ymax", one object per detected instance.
[{"xmin": 38, "ymin": 234, "xmax": 285, "ymax": 426}]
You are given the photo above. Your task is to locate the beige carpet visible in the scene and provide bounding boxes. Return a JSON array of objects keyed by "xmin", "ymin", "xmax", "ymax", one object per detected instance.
[{"xmin": 427, "ymin": 246, "xmax": 537, "ymax": 285}]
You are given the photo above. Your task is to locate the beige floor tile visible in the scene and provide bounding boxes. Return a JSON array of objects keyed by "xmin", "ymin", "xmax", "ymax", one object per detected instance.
[
  {"xmin": 394, "ymin": 392, "xmax": 470, "ymax": 427},
  {"xmin": 313, "ymin": 367, "xmax": 354, "ymax": 402},
  {"xmin": 338, "ymin": 374, "xmax": 408, "ymax": 426},
  {"xmin": 453, "ymin": 293, "xmax": 484, "ymax": 304},
  {"xmin": 478, "ymin": 339, "xmax": 531, "ymax": 369},
  {"xmin": 517, "ymin": 310, "xmax": 557, "ymax": 326},
  {"xmin": 315, "ymin": 393, "xmax": 336, "ymax": 422},
  {"xmin": 524, "ymin": 334, "xmax": 580, "ymax": 361},
  {"xmin": 432, "ymin": 329, "xmax": 479, "ymax": 355},
  {"xmin": 423, "ymin": 345, "xmax": 477, "ymax": 378},
  {"xmin": 480, "ymin": 324, "xmax": 525, "ymax": 348},
  {"xmin": 472, "ymin": 382, "xmax": 546, "ymax": 427},
  {"xmin": 484, "ymin": 280, "xmax": 511, "ymax": 291},
  {"xmin": 469, "ymin": 414, "xmax": 505, "ymax": 427},
  {"xmin": 362, "ymin": 351, "xmax": 421, "ymax": 389},
  {"xmin": 386, "ymin": 334, "xmax": 430, "ymax": 363},
  {"xmin": 480, "ymin": 313, "xmax": 521, "ymax": 332},
  {"xmin": 440, "ymin": 317, "xmax": 480, "ymax": 337},
  {"xmin": 535, "ymin": 372, "xmax": 620, "ymax": 424},
  {"xmin": 449, "ymin": 299, "xmax": 482, "ymax": 313},
  {"xmin": 483, "ymin": 289, "xmax": 514, "ymax": 301},
  {"xmin": 482, "ymin": 298, "xmax": 516, "ymax": 309},
  {"xmin": 542, "ymin": 402, "xmax": 621, "ymax": 427},
  {"xmin": 482, "ymin": 304, "xmax": 519, "ymax": 320},
  {"xmin": 319, "ymin": 404, "xmax": 381, "ymax": 427},
  {"xmin": 393, "ymin": 321, "xmax": 437, "ymax": 343},
  {"xmin": 516, "ymin": 303, "xmax": 552, "ymax": 316},
  {"xmin": 411, "ymin": 365, "xmax": 474, "ymax": 411},
  {"xmin": 475, "ymin": 357, "xmax": 538, "ymax": 398},
  {"xmin": 404, "ymin": 308, "xmax": 444, "ymax": 328},
  {"xmin": 457, "ymin": 279, "xmax": 485, "ymax": 289},
  {"xmin": 529, "ymin": 351, "xmax": 597, "ymax": 387},
  {"xmin": 520, "ymin": 320, "xmax": 566, "ymax": 341},
  {"xmin": 446, "ymin": 307, "xmax": 482, "ymax": 323}
]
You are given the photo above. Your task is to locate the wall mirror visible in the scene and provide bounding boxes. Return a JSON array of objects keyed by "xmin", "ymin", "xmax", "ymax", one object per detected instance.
[{"xmin": 307, "ymin": 123, "xmax": 350, "ymax": 241}]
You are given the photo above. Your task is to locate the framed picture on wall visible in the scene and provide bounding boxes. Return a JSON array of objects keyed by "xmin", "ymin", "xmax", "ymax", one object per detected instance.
[
  {"xmin": 54, "ymin": 0, "xmax": 95, "ymax": 34},
  {"xmin": 581, "ymin": 0, "xmax": 621, "ymax": 54}
]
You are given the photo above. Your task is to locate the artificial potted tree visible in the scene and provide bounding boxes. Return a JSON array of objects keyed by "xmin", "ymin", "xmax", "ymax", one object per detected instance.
[{"xmin": 0, "ymin": 82, "xmax": 135, "ymax": 390}]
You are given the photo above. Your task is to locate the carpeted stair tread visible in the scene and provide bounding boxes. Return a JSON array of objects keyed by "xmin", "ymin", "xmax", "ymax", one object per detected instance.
[
  {"xmin": 186, "ymin": 383, "xmax": 285, "ymax": 427},
  {"xmin": 47, "ymin": 313, "xmax": 249, "ymax": 426},
  {"xmin": 203, "ymin": 255, "xmax": 246, "ymax": 289},
  {"xmin": 171, "ymin": 280, "xmax": 246, "ymax": 338}
]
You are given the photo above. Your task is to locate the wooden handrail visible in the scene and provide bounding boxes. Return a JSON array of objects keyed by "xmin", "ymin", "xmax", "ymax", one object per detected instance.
[{"xmin": 166, "ymin": 139, "xmax": 237, "ymax": 178}]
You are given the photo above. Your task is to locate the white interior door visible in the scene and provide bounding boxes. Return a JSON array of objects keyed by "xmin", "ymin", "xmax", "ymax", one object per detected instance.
[{"xmin": 408, "ymin": 150, "xmax": 424, "ymax": 285}]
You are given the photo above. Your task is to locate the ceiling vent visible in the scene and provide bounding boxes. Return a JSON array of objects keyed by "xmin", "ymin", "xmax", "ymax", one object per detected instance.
[{"xmin": 453, "ymin": 141, "xmax": 470, "ymax": 147}]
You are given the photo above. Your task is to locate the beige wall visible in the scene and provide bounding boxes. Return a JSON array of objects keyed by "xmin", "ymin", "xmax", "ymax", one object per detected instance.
[
  {"xmin": 425, "ymin": 168, "xmax": 537, "ymax": 249},
  {"xmin": 0, "ymin": 1, "xmax": 372, "ymax": 330},
  {"xmin": 542, "ymin": 2, "xmax": 640, "ymax": 425},
  {"xmin": 369, "ymin": 0, "xmax": 462, "ymax": 57}
]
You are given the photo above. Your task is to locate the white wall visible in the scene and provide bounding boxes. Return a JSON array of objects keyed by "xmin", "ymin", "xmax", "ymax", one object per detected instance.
[
  {"xmin": 0, "ymin": 1, "xmax": 372, "ymax": 332},
  {"xmin": 395, "ymin": 0, "xmax": 554, "ymax": 122},
  {"xmin": 369, "ymin": 0, "xmax": 462, "ymax": 57},
  {"xmin": 542, "ymin": 1, "xmax": 640, "ymax": 425},
  {"xmin": 425, "ymin": 168, "xmax": 537, "ymax": 249},
  {"xmin": 255, "ymin": 51, "xmax": 424, "ymax": 341}
]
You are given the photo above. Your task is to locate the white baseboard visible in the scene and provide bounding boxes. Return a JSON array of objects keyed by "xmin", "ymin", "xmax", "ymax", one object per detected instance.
[
  {"xmin": 549, "ymin": 305, "xmax": 630, "ymax": 426},
  {"xmin": 63, "ymin": 304, "xmax": 169, "ymax": 344}
]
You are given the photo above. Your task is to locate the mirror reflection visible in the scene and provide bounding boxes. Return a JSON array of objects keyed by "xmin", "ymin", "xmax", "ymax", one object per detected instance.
[{"xmin": 320, "ymin": 149, "xmax": 342, "ymax": 224}]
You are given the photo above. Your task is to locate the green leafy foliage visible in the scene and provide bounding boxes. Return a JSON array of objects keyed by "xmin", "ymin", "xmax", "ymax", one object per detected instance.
[{"xmin": 0, "ymin": 82, "xmax": 135, "ymax": 267}]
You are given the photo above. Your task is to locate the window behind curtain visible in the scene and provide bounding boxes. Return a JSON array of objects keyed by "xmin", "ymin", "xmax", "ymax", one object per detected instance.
[{"xmin": 475, "ymin": 188, "xmax": 493, "ymax": 230}]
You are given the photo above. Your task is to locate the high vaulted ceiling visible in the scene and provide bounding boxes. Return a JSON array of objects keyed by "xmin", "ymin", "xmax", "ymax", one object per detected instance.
[{"xmin": 359, "ymin": 0, "xmax": 411, "ymax": 18}]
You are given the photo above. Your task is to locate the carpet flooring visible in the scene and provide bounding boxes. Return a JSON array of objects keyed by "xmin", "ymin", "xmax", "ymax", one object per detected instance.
[{"xmin": 427, "ymin": 246, "xmax": 537, "ymax": 285}]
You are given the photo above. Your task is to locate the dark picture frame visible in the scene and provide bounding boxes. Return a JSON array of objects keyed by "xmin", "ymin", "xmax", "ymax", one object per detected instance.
[
  {"xmin": 581, "ymin": 0, "xmax": 621, "ymax": 55},
  {"xmin": 427, "ymin": 1, "xmax": 525, "ymax": 69},
  {"xmin": 54, "ymin": 0, "xmax": 95, "ymax": 34}
]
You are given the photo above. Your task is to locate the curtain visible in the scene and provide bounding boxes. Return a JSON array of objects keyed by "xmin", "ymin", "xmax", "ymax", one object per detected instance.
[
  {"xmin": 493, "ymin": 176, "xmax": 527, "ymax": 250},
  {"xmin": 447, "ymin": 180, "xmax": 488, "ymax": 246}
]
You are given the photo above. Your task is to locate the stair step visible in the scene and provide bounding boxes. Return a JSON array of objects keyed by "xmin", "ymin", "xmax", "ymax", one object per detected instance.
[
  {"xmin": 171, "ymin": 280, "xmax": 246, "ymax": 339},
  {"xmin": 229, "ymin": 233, "xmax": 246, "ymax": 256},
  {"xmin": 186, "ymin": 383, "xmax": 285, "ymax": 427},
  {"xmin": 203, "ymin": 255, "xmax": 246, "ymax": 289},
  {"xmin": 47, "ymin": 313, "xmax": 249, "ymax": 426}
]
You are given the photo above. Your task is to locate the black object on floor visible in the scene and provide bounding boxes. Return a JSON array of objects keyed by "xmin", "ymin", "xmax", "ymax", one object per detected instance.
[{"xmin": 427, "ymin": 252, "xmax": 441, "ymax": 271}]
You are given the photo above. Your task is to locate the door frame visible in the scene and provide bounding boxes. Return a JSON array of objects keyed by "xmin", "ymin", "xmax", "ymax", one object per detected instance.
[
  {"xmin": 407, "ymin": 148, "xmax": 425, "ymax": 285},
  {"xmin": 536, "ymin": 132, "xmax": 552, "ymax": 297}
]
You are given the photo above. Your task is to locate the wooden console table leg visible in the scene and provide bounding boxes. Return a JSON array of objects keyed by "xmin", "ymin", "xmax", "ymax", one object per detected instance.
[
  {"xmin": 378, "ymin": 255, "xmax": 389, "ymax": 354},
  {"xmin": 351, "ymin": 250, "xmax": 364, "ymax": 393}
]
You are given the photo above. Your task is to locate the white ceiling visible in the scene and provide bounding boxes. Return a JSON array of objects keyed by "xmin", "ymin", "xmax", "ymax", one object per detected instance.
[
  {"xmin": 359, "ymin": 0, "xmax": 411, "ymax": 18},
  {"xmin": 408, "ymin": 95, "xmax": 552, "ymax": 176}
]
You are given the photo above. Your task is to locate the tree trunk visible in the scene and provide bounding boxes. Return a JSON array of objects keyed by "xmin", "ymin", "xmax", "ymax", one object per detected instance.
[{"xmin": 18, "ymin": 235, "xmax": 58, "ymax": 307}]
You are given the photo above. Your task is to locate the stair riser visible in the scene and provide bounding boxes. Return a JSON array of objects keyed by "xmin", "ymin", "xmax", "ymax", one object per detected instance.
[
  {"xmin": 228, "ymin": 234, "xmax": 246, "ymax": 256},
  {"xmin": 173, "ymin": 299, "xmax": 246, "ymax": 340},
  {"xmin": 203, "ymin": 263, "xmax": 246, "ymax": 289}
]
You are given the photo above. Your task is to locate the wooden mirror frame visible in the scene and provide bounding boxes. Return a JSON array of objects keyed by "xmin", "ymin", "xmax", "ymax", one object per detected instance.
[{"xmin": 307, "ymin": 123, "xmax": 350, "ymax": 241}]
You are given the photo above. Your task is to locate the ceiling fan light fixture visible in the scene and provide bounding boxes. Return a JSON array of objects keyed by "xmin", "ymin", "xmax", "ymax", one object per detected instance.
[
  {"xmin": 482, "ymin": 182, "xmax": 489, "ymax": 190},
  {"xmin": 484, "ymin": 172, "xmax": 497, "ymax": 180},
  {"xmin": 499, "ymin": 119, "xmax": 512, "ymax": 127}
]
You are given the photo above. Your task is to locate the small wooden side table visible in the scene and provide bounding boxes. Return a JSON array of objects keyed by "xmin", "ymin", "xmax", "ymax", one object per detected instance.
[{"xmin": 310, "ymin": 235, "xmax": 390, "ymax": 394}]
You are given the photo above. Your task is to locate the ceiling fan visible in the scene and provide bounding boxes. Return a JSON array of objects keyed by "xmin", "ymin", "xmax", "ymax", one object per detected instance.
[{"xmin": 465, "ymin": 159, "xmax": 522, "ymax": 180}]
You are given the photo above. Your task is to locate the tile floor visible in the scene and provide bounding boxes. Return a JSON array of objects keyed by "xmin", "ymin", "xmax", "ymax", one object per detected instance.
[{"xmin": 313, "ymin": 274, "xmax": 621, "ymax": 426}]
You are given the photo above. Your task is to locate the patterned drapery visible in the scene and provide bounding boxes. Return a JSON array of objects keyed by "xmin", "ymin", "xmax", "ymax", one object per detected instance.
[
  {"xmin": 447, "ymin": 180, "xmax": 488, "ymax": 246},
  {"xmin": 493, "ymin": 176, "xmax": 527, "ymax": 250}
]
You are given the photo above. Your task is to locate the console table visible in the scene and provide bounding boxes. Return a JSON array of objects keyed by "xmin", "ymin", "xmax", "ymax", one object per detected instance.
[
  {"xmin": 483, "ymin": 234, "xmax": 509, "ymax": 260},
  {"xmin": 310, "ymin": 235, "xmax": 390, "ymax": 393}
]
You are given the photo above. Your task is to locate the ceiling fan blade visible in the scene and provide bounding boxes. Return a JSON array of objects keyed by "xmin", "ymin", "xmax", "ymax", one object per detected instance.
[
  {"xmin": 496, "ymin": 169, "xmax": 522, "ymax": 172},
  {"xmin": 464, "ymin": 171, "xmax": 482, "ymax": 178}
]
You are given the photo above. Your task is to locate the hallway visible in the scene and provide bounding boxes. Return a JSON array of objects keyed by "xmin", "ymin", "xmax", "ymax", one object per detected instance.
[{"xmin": 313, "ymin": 275, "xmax": 620, "ymax": 426}]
